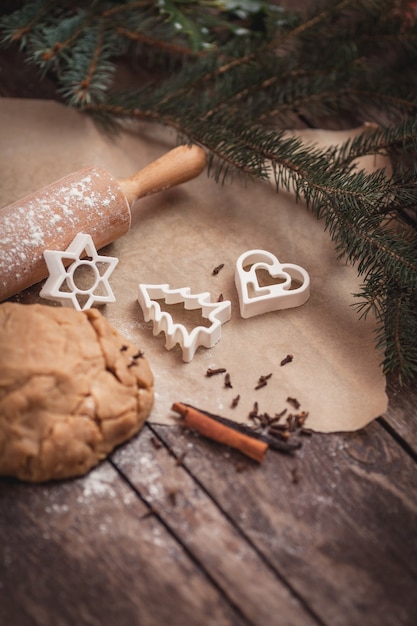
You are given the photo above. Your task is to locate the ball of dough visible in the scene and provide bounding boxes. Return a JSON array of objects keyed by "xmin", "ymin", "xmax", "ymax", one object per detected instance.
[{"xmin": 0, "ymin": 302, "xmax": 154, "ymax": 482}]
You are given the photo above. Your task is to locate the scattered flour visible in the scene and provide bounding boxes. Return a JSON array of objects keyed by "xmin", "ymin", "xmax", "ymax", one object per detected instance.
[
  {"xmin": 0, "ymin": 167, "xmax": 124, "ymax": 295},
  {"xmin": 77, "ymin": 463, "xmax": 118, "ymax": 502}
]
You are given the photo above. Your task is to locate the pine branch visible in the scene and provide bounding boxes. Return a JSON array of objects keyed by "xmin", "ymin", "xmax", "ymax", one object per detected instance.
[
  {"xmin": 0, "ymin": 0, "xmax": 53, "ymax": 48},
  {"xmin": 375, "ymin": 287, "xmax": 417, "ymax": 382}
]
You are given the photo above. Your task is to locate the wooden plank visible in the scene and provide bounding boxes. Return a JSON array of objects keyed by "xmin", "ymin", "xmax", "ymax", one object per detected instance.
[
  {"xmin": 154, "ymin": 420, "xmax": 417, "ymax": 626},
  {"xmin": 112, "ymin": 426, "xmax": 322, "ymax": 626},
  {"xmin": 0, "ymin": 459, "xmax": 245, "ymax": 626},
  {"xmin": 381, "ymin": 377, "xmax": 417, "ymax": 455}
]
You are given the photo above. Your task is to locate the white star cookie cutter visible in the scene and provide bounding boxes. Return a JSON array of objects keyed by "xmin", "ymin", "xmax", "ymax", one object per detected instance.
[
  {"xmin": 40, "ymin": 233, "xmax": 118, "ymax": 311},
  {"xmin": 138, "ymin": 284, "xmax": 232, "ymax": 362},
  {"xmin": 235, "ymin": 249, "xmax": 310, "ymax": 318}
]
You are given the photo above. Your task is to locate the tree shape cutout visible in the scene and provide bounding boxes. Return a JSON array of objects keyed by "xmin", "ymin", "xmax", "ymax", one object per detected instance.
[{"xmin": 138, "ymin": 284, "xmax": 232, "ymax": 362}]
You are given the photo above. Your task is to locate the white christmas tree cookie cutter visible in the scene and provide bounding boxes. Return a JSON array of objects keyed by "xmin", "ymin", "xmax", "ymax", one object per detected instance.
[
  {"xmin": 138, "ymin": 284, "xmax": 232, "ymax": 362},
  {"xmin": 40, "ymin": 233, "xmax": 118, "ymax": 311},
  {"xmin": 235, "ymin": 249, "xmax": 310, "ymax": 318}
]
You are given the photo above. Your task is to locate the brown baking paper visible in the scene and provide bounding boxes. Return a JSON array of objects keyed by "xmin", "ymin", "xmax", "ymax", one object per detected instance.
[{"xmin": 0, "ymin": 98, "xmax": 388, "ymax": 432}]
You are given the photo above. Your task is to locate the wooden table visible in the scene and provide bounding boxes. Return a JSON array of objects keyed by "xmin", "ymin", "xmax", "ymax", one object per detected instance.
[
  {"xmin": 1, "ymin": 35, "xmax": 417, "ymax": 626},
  {"xmin": 1, "ymin": 379, "xmax": 416, "ymax": 626}
]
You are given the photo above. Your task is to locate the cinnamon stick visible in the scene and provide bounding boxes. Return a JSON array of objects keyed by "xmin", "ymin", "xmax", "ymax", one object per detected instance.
[{"xmin": 171, "ymin": 402, "xmax": 268, "ymax": 463}]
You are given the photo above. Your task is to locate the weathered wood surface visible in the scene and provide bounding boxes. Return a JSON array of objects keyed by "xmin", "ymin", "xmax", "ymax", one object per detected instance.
[
  {"xmin": 0, "ymin": 458, "xmax": 245, "ymax": 626},
  {"xmin": 380, "ymin": 377, "xmax": 417, "ymax": 455},
  {"xmin": 152, "ymin": 415, "xmax": 417, "ymax": 626},
  {"xmin": 1, "ymin": 385, "xmax": 417, "ymax": 626},
  {"xmin": 112, "ymin": 429, "xmax": 320, "ymax": 626}
]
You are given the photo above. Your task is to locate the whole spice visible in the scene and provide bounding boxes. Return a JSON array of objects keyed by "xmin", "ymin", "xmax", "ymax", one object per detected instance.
[
  {"xmin": 271, "ymin": 408, "xmax": 287, "ymax": 423},
  {"xmin": 212, "ymin": 263, "xmax": 225, "ymax": 275},
  {"xmin": 206, "ymin": 367, "xmax": 227, "ymax": 377},
  {"xmin": 224, "ymin": 372, "xmax": 233, "ymax": 388},
  {"xmin": 287, "ymin": 396, "xmax": 300, "ymax": 410},
  {"xmin": 231, "ymin": 394, "xmax": 240, "ymax": 408},
  {"xmin": 269, "ymin": 425, "xmax": 291, "ymax": 441},
  {"xmin": 255, "ymin": 373, "xmax": 272, "ymax": 390},
  {"xmin": 280, "ymin": 354, "xmax": 293, "ymax": 366},
  {"xmin": 295, "ymin": 411, "xmax": 309, "ymax": 428},
  {"xmin": 171, "ymin": 401, "xmax": 302, "ymax": 459},
  {"xmin": 171, "ymin": 402, "xmax": 268, "ymax": 462},
  {"xmin": 259, "ymin": 373, "xmax": 273, "ymax": 383},
  {"xmin": 286, "ymin": 414, "xmax": 297, "ymax": 431}
]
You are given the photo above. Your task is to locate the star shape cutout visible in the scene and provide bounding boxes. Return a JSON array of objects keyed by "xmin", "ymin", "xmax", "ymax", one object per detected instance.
[{"xmin": 40, "ymin": 233, "xmax": 118, "ymax": 311}]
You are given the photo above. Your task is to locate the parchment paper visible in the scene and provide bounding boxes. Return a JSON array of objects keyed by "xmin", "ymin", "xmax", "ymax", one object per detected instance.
[{"xmin": 0, "ymin": 98, "xmax": 388, "ymax": 432}]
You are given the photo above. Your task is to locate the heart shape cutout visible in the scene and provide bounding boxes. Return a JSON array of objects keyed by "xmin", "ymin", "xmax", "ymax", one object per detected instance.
[{"xmin": 235, "ymin": 249, "xmax": 310, "ymax": 318}]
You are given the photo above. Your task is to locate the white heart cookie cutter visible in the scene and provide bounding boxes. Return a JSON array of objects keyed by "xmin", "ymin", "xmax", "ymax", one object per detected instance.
[
  {"xmin": 138, "ymin": 284, "xmax": 232, "ymax": 362},
  {"xmin": 235, "ymin": 249, "xmax": 310, "ymax": 318},
  {"xmin": 40, "ymin": 233, "xmax": 118, "ymax": 311}
]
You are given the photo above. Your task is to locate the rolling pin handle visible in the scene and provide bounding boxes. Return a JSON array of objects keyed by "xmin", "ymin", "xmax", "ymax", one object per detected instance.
[{"xmin": 118, "ymin": 144, "xmax": 207, "ymax": 207}]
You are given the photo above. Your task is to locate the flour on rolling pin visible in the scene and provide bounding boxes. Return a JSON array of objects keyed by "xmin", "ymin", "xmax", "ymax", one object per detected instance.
[
  {"xmin": 0, "ymin": 144, "xmax": 207, "ymax": 302},
  {"xmin": 1, "ymin": 167, "xmax": 129, "ymax": 301}
]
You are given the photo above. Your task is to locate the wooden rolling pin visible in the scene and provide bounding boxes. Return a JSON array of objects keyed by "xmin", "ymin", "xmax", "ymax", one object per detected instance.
[{"xmin": 0, "ymin": 144, "xmax": 206, "ymax": 302}]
